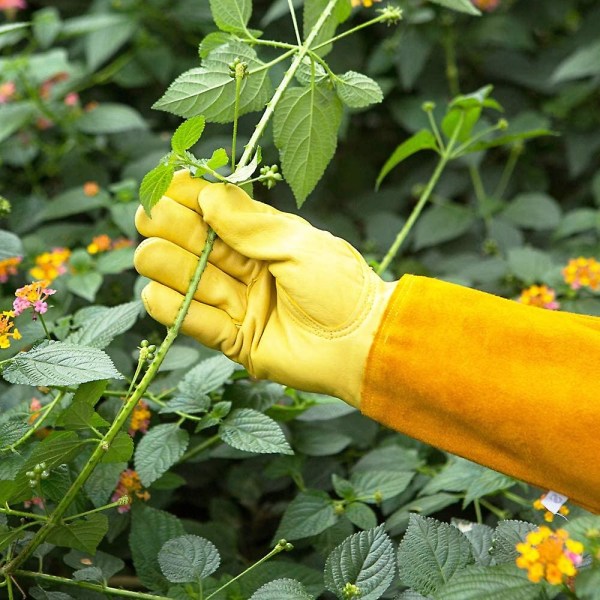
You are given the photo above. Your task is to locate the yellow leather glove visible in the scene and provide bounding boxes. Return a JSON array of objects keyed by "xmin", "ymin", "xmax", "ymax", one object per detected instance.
[{"xmin": 134, "ymin": 170, "xmax": 396, "ymax": 408}]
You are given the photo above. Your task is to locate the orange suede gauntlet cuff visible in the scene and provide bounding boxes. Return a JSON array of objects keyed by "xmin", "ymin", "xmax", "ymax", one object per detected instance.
[{"xmin": 361, "ymin": 275, "xmax": 599, "ymax": 514}]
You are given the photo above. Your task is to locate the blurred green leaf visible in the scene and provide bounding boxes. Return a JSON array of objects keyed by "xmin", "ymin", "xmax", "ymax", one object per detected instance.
[
  {"xmin": 414, "ymin": 204, "xmax": 475, "ymax": 249},
  {"xmin": 552, "ymin": 39, "xmax": 600, "ymax": 82},
  {"xmin": 502, "ymin": 192, "xmax": 562, "ymax": 231},
  {"xmin": 427, "ymin": 0, "xmax": 481, "ymax": 15},
  {"xmin": 76, "ymin": 103, "xmax": 148, "ymax": 134},
  {"xmin": 277, "ymin": 490, "xmax": 337, "ymax": 540}
]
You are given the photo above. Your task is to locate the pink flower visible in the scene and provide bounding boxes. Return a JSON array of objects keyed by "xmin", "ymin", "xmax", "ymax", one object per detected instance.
[
  {"xmin": 0, "ymin": 0, "xmax": 26, "ymax": 10},
  {"xmin": 472, "ymin": 0, "xmax": 500, "ymax": 11},
  {"xmin": 0, "ymin": 81, "xmax": 16, "ymax": 104},
  {"xmin": 64, "ymin": 92, "xmax": 79, "ymax": 107},
  {"xmin": 13, "ymin": 280, "xmax": 56, "ymax": 319}
]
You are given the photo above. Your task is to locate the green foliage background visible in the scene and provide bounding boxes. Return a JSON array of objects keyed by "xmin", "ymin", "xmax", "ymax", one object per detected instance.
[{"xmin": 0, "ymin": 0, "xmax": 600, "ymax": 599}]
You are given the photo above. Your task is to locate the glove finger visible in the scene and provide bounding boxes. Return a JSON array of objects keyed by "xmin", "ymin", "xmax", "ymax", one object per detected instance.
[
  {"xmin": 141, "ymin": 281, "xmax": 239, "ymax": 352},
  {"xmin": 135, "ymin": 197, "xmax": 260, "ymax": 285},
  {"xmin": 198, "ymin": 183, "xmax": 315, "ymax": 262},
  {"xmin": 164, "ymin": 169, "xmax": 210, "ymax": 213},
  {"xmin": 135, "ymin": 238, "xmax": 246, "ymax": 323}
]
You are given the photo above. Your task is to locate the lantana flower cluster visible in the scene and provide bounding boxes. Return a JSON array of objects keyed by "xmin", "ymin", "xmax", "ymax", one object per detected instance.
[
  {"xmin": 87, "ymin": 234, "xmax": 133, "ymax": 255},
  {"xmin": 533, "ymin": 494, "xmax": 570, "ymax": 523},
  {"xmin": 350, "ymin": 0, "xmax": 380, "ymax": 7},
  {"xmin": 518, "ymin": 285, "xmax": 560, "ymax": 310},
  {"xmin": 516, "ymin": 526, "xmax": 584, "ymax": 585},
  {"xmin": 562, "ymin": 257, "xmax": 600, "ymax": 291},
  {"xmin": 0, "ymin": 310, "xmax": 21, "ymax": 348},
  {"xmin": 128, "ymin": 400, "xmax": 151, "ymax": 437},
  {"xmin": 111, "ymin": 469, "xmax": 150, "ymax": 513},
  {"xmin": 13, "ymin": 280, "xmax": 56, "ymax": 319},
  {"xmin": 30, "ymin": 247, "xmax": 70, "ymax": 282},
  {"xmin": 472, "ymin": 0, "xmax": 500, "ymax": 11},
  {"xmin": 0, "ymin": 256, "xmax": 22, "ymax": 282}
]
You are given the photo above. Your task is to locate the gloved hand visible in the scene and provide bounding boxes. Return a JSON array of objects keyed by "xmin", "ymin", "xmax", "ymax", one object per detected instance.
[{"xmin": 134, "ymin": 170, "xmax": 396, "ymax": 408}]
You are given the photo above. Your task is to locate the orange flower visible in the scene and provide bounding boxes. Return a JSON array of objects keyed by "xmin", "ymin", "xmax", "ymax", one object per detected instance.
[
  {"xmin": 0, "ymin": 310, "xmax": 21, "ymax": 349},
  {"xmin": 13, "ymin": 280, "xmax": 56, "ymax": 318},
  {"xmin": 533, "ymin": 494, "xmax": 569, "ymax": 523},
  {"xmin": 128, "ymin": 400, "xmax": 151, "ymax": 436},
  {"xmin": 518, "ymin": 285, "xmax": 559, "ymax": 310},
  {"xmin": 0, "ymin": 256, "xmax": 22, "ymax": 282},
  {"xmin": 350, "ymin": 0, "xmax": 381, "ymax": 7},
  {"xmin": 111, "ymin": 469, "xmax": 150, "ymax": 513},
  {"xmin": 0, "ymin": 81, "xmax": 16, "ymax": 103},
  {"xmin": 30, "ymin": 248, "xmax": 70, "ymax": 282},
  {"xmin": 83, "ymin": 181, "xmax": 100, "ymax": 197},
  {"xmin": 562, "ymin": 257, "xmax": 600, "ymax": 291},
  {"xmin": 472, "ymin": 0, "xmax": 500, "ymax": 10},
  {"xmin": 111, "ymin": 238, "xmax": 134, "ymax": 250},
  {"xmin": 87, "ymin": 234, "xmax": 112, "ymax": 254}
]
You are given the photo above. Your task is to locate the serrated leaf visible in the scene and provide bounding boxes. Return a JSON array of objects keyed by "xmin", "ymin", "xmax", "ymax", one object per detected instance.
[
  {"xmin": 57, "ymin": 400, "xmax": 110, "ymax": 431},
  {"xmin": 461, "ymin": 523, "xmax": 494, "ymax": 567},
  {"xmin": 135, "ymin": 424, "xmax": 189, "ymax": 486},
  {"xmin": 0, "ymin": 420, "xmax": 30, "ymax": 448},
  {"xmin": 397, "ymin": 514, "xmax": 473, "ymax": 595},
  {"xmin": 209, "ymin": 0, "xmax": 251, "ymax": 34},
  {"xmin": 325, "ymin": 525, "xmax": 396, "ymax": 600},
  {"xmin": 335, "ymin": 71, "xmax": 383, "ymax": 108},
  {"xmin": 67, "ymin": 301, "xmax": 141, "ymax": 349},
  {"xmin": 376, "ymin": 130, "xmax": 438, "ymax": 189},
  {"xmin": 153, "ymin": 41, "xmax": 271, "ymax": 123},
  {"xmin": 250, "ymin": 578, "xmax": 313, "ymax": 600},
  {"xmin": 199, "ymin": 31, "xmax": 232, "ymax": 58},
  {"xmin": 277, "ymin": 490, "xmax": 337, "ymax": 540},
  {"xmin": 2, "ymin": 341, "xmax": 123, "ymax": 386},
  {"xmin": 140, "ymin": 163, "xmax": 175, "ymax": 217},
  {"xmin": 296, "ymin": 57, "xmax": 327, "ymax": 86},
  {"xmin": 273, "ymin": 84, "xmax": 343, "ymax": 207},
  {"xmin": 158, "ymin": 534, "xmax": 220, "ymax": 583},
  {"xmin": 130, "ymin": 505, "xmax": 185, "ymax": 593},
  {"xmin": 29, "ymin": 588, "xmax": 74, "ymax": 600},
  {"xmin": 46, "ymin": 514, "xmax": 108, "ymax": 554},
  {"xmin": 84, "ymin": 462, "xmax": 125, "ymax": 507},
  {"xmin": 220, "ymin": 408, "xmax": 293, "ymax": 455},
  {"xmin": 102, "ymin": 431, "xmax": 134, "ymax": 463},
  {"xmin": 433, "ymin": 563, "xmax": 542, "ymax": 600},
  {"xmin": 171, "ymin": 115, "xmax": 206, "ymax": 153},
  {"xmin": 351, "ymin": 470, "xmax": 414, "ymax": 503},
  {"xmin": 427, "ymin": 0, "xmax": 481, "ymax": 14},
  {"xmin": 345, "ymin": 502, "xmax": 378, "ymax": 531},
  {"xmin": 490, "ymin": 520, "xmax": 537, "ymax": 565}
]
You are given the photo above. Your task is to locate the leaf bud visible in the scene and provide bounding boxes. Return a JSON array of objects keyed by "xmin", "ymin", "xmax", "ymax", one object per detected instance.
[
  {"xmin": 373, "ymin": 490, "xmax": 383, "ymax": 504},
  {"xmin": 0, "ymin": 196, "xmax": 11, "ymax": 218},
  {"xmin": 379, "ymin": 5, "xmax": 403, "ymax": 26},
  {"xmin": 497, "ymin": 118, "xmax": 508, "ymax": 131},
  {"xmin": 421, "ymin": 101, "xmax": 436, "ymax": 113},
  {"xmin": 284, "ymin": 542, "xmax": 294, "ymax": 551},
  {"xmin": 342, "ymin": 582, "xmax": 362, "ymax": 599},
  {"xmin": 29, "ymin": 480, "xmax": 37, "ymax": 488},
  {"xmin": 41, "ymin": 470, "xmax": 50, "ymax": 479},
  {"xmin": 147, "ymin": 344, "xmax": 157, "ymax": 353},
  {"xmin": 334, "ymin": 501, "xmax": 345, "ymax": 515},
  {"xmin": 101, "ymin": 441, "xmax": 110, "ymax": 451},
  {"xmin": 25, "ymin": 471, "xmax": 35, "ymax": 479},
  {"xmin": 140, "ymin": 340, "xmax": 149, "ymax": 348}
]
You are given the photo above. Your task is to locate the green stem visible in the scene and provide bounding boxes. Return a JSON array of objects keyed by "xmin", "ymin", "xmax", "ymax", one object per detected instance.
[
  {"xmin": 243, "ymin": 36, "xmax": 297, "ymax": 51},
  {"xmin": 14, "ymin": 570, "xmax": 173, "ymax": 600},
  {"xmin": 474, "ymin": 498, "xmax": 483, "ymax": 524},
  {"xmin": 238, "ymin": 0, "xmax": 340, "ymax": 169},
  {"xmin": 493, "ymin": 142, "xmax": 523, "ymax": 200},
  {"xmin": 376, "ymin": 112, "xmax": 465, "ymax": 275},
  {"xmin": 62, "ymin": 499, "xmax": 127, "ymax": 522},
  {"xmin": 451, "ymin": 122, "xmax": 504, "ymax": 157},
  {"xmin": 425, "ymin": 108, "xmax": 445, "ymax": 153},
  {"xmin": 442, "ymin": 21, "xmax": 460, "ymax": 97},
  {"xmin": 469, "ymin": 163, "xmax": 492, "ymax": 234},
  {"xmin": 248, "ymin": 48, "xmax": 296, "ymax": 76},
  {"xmin": 0, "ymin": 506, "xmax": 47, "ymax": 522},
  {"xmin": 479, "ymin": 498, "xmax": 509, "ymax": 520},
  {"xmin": 178, "ymin": 434, "xmax": 220, "ymax": 464},
  {"xmin": 287, "ymin": 0, "xmax": 302, "ymax": 46},
  {"xmin": 310, "ymin": 13, "xmax": 389, "ymax": 53},
  {"xmin": 125, "ymin": 356, "xmax": 145, "ymax": 402},
  {"xmin": 205, "ymin": 542, "xmax": 288, "ymax": 600},
  {"xmin": 0, "ymin": 391, "xmax": 65, "ymax": 453},
  {"xmin": 2, "ymin": 229, "xmax": 218, "ymax": 575},
  {"xmin": 38, "ymin": 314, "xmax": 51, "ymax": 341}
]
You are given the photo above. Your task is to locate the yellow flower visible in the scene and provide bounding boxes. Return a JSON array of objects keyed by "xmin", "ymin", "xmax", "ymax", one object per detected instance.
[
  {"xmin": 0, "ymin": 310, "xmax": 21, "ymax": 348},
  {"xmin": 111, "ymin": 469, "xmax": 150, "ymax": 513},
  {"xmin": 350, "ymin": 0, "xmax": 381, "ymax": 7},
  {"xmin": 0, "ymin": 256, "xmax": 21, "ymax": 282},
  {"xmin": 87, "ymin": 234, "xmax": 112, "ymax": 255},
  {"xmin": 562, "ymin": 257, "xmax": 600, "ymax": 291},
  {"xmin": 532, "ymin": 494, "xmax": 569, "ymax": 523},
  {"xmin": 30, "ymin": 248, "xmax": 70, "ymax": 282},
  {"xmin": 128, "ymin": 400, "xmax": 151, "ymax": 436},
  {"xmin": 517, "ymin": 285, "xmax": 559, "ymax": 310},
  {"xmin": 516, "ymin": 526, "xmax": 584, "ymax": 585}
]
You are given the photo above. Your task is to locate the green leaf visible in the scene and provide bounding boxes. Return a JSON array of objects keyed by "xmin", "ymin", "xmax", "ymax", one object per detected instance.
[
  {"xmin": 158, "ymin": 534, "xmax": 220, "ymax": 583},
  {"xmin": 85, "ymin": 15, "xmax": 136, "ymax": 71},
  {"xmin": 102, "ymin": 431, "xmax": 134, "ymax": 463},
  {"xmin": 304, "ymin": 0, "xmax": 351, "ymax": 57},
  {"xmin": 295, "ymin": 56, "xmax": 327, "ymax": 86},
  {"xmin": 552, "ymin": 39, "xmax": 600, "ymax": 83},
  {"xmin": 293, "ymin": 423, "xmax": 352, "ymax": 456},
  {"xmin": 0, "ymin": 229, "xmax": 23, "ymax": 261},
  {"xmin": 84, "ymin": 462, "xmax": 126, "ymax": 507},
  {"xmin": 0, "ymin": 102, "xmax": 35, "ymax": 143},
  {"xmin": 153, "ymin": 41, "xmax": 271, "ymax": 123},
  {"xmin": 462, "ymin": 523, "xmax": 495, "ymax": 567},
  {"xmin": 507, "ymin": 247, "xmax": 554, "ymax": 283},
  {"xmin": 96, "ymin": 247, "xmax": 135, "ymax": 274},
  {"xmin": 376, "ymin": 130, "xmax": 438, "ymax": 189},
  {"xmin": 38, "ymin": 187, "xmax": 109, "ymax": 221},
  {"xmin": 414, "ymin": 204, "xmax": 476, "ymax": 249},
  {"xmin": 273, "ymin": 84, "xmax": 343, "ymax": 207},
  {"xmin": 0, "ymin": 421, "xmax": 29, "ymax": 451},
  {"xmin": 433, "ymin": 563, "xmax": 542, "ymax": 600},
  {"xmin": 171, "ymin": 115, "xmax": 206, "ymax": 153},
  {"xmin": 397, "ymin": 514, "xmax": 473, "ymax": 596},
  {"xmin": 199, "ymin": 31, "xmax": 232, "ymax": 58},
  {"xmin": 66, "ymin": 272, "xmax": 103, "ymax": 302},
  {"xmin": 250, "ymin": 578, "xmax": 313, "ymax": 600},
  {"xmin": 490, "ymin": 520, "xmax": 537, "ymax": 565},
  {"xmin": 226, "ymin": 148, "xmax": 261, "ymax": 183},
  {"xmin": 335, "ymin": 72, "xmax": 383, "ymax": 109},
  {"xmin": 554, "ymin": 208, "xmax": 598, "ymax": 239},
  {"xmin": 503, "ymin": 192, "xmax": 562, "ymax": 230},
  {"xmin": 0, "ymin": 22, "xmax": 30, "ymax": 36},
  {"xmin": 130, "ymin": 505, "xmax": 185, "ymax": 593},
  {"xmin": 427, "ymin": 0, "xmax": 481, "ymax": 15},
  {"xmin": 276, "ymin": 490, "xmax": 337, "ymax": 540},
  {"xmin": 139, "ymin": 163, "xmax": 175, "ymax": 217},
  {"xmin": 2, "ymin": 341, "xmax": 123, "ymax": 387},
  {"xmin": 68, "ymin": 301, "xmax": 141, "ymax": 349},
  {"xmin": 135, "ymin": 423, "xmax": 189, "ymax": 486},
  {"xmin": 72, "ymin": 380, "xmax": 108, "ymax": 407},
  {"xmin": 209, "ymin": 0, "xmax": 251, "ymax": 34},
  {"xmin": 575, "ymin": 568, "xmax": 600, "ymax": 600},
  {"xmin": 76, "ymin": 103, "xmax": 147, "ymax": 134},
  {"xmin": 33, "ymin": 7, "xmax": 62, "ymax": 48},
  {"xmin": 325, "ymin": 525, "xmax": 396, "ymax": 600},
  {"xmin": 57, "ymin": 400, "xmax": 110, "ymax": 431},
  {"xmin": 463, "ymin": 469, "xmax": 515, "ymax": 507},
  {"xmin": 462, "ymin": 129, "xmax": 556, "ymax": 154},
  {"xmin": 29, "ymin": 588, "xmax": 74, "ymax": 600},
  {"xmin": 386, "ymin": 493, "xmax": 461, "ymax": 535},
  {"xmin": 220, "ymin": 408, "xmax": 293, "ymax": 455},
  {"xmin": 0, "ymin": 524, "xmax": 26, "ymax": 553},
  {"xmin": 46, "ymin": 514, "xmax": 108, "ymax": 555},
  {"xmin": 345, "ymin": 502, "xmax": 378, "ymax": 531},
  {"xmin": 351, "ymin": 470, "xmax": 413, "ymax": 503}
]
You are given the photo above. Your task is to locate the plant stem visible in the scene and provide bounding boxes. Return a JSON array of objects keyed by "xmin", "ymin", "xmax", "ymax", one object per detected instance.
[
  {"xmin": 14, "ymin": 570, "xmax": 173, "ymax": 600},
  {"xmin": 376, "ymin": 112, "xmax": 465, "ymax": 275},
  {"xmin": 310, "ymin": 13, "xmax": 390, "ymax": 54},
  {"xmin": 238, "ymin": 0, "xmax": 340, "ymax": 169},
  {"xmin": 178, "ymin": 434, "xmax": 220, "ymax": 464},
  {"xmin": 494, "ymin": 141, "xmax": 523, "ymax": 200},
  {"xmin": 231, "ymin": 65, "xmax": 244, "ymax": 171},
  {"xmin": 38, "ymin": 314, "xmax": 51, "ymax": 340},
  {"xmin": 0, "ymin": 506, "xmax": 47, "ymax": 521},
  {"xmin": 287, "ymin": 0, "xmax": 302, "ymax": 46},
  {"xmin": 62, "ymin": 499, "xmax": 126, "ymax": 522},
  {"xmin": 2, "ymin": 229, "xmax": 218, "ymax": 575},
  {"xmin": 442, "ymin": 20, "xmax": 460, "ymax": 97}
]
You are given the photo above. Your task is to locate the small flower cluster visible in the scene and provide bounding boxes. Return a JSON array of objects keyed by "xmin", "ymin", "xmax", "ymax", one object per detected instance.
[
  {"xmin": 518, "ymin": 285, "xmax": 560, "ymax": 310},
  {"xmin": 350, "ymin": 0, "xmax": 380, "ymax": 7},
  {"xmin": 13, "ymin": 280, "xmax": 56, "ymax": 319},
  {"xmin": 83, "ymin": 181, "xmax": 100, "ymax": 197},
  {"xmin": 516, "ymin": 526, "xmax": 584, "ymax": 585},
  {"xmin": 562, "ymin": 257, "xmax": 600, "ymax": 291},
  {"xmin": 0, "ymin": 256, "xmax": 22, "ymax": 282},
  {"xmin": 30, "ymin": 247, "xmax": 70, "ymax": 281},
  {"xmin": 129, "ymin": 400, "xmax": 151, "ymax": 437},
  {"xmin": 87, "ymin": 234, "xmax": 134, "ymax": 255},
  {"xmin": 533, "ymin": 494, "xmax": 569, "ymax": 523},
  {"xmin": 111, "ymin": 469, "xmax": 150, "ymax": 513},
  {"xmin": 0, "ymin": 310, "xmax": 21, "ymax": 348},
  {"xmin": 0, "ymin": 0, "xmax": 26, "ymax": 14},
  {"xmin": 472, "ymin": 0, "xmax": 500, "ymax": 11},
  {"xmin": 0, "ymin": 81, "xmax": 16, "ymax": 103}
]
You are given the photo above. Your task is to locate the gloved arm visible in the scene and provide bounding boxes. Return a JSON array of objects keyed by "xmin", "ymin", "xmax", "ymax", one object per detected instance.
[{"xmin": 135, "ymin": 170, "xmax": 600, "ymax": 514}]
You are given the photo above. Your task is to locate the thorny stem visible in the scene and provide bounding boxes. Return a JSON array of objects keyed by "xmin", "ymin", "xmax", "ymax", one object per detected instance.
[
  {"xmin": 376, "ymin": 112, "xmax": 465, "ymax": 275},
  {"xmin": 287, "ymin": 0, "xmax": 302, "ymax": 46},
  {"xmin": 2, "ymin": 229, "xmax": 218, "ymax": 574}
]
